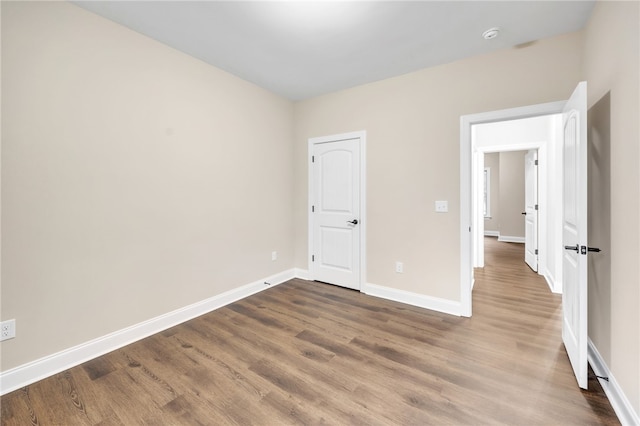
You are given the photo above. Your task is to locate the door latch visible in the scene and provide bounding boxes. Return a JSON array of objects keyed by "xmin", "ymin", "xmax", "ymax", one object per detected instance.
[{"xmin": 581, "ymin": 245, "xmax": 601, "ymax": 255}]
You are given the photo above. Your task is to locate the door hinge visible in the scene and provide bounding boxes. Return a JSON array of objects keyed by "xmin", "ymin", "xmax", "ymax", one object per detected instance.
[
  {"xmin": 535, "ymin": 249, "xmax": 538, "ymax": 255},
  {"xmin": 535, "ymin": 159, "xmax": 538, "ymax": 166},
  {"xmin": 535, "ymin": 204, "xmax": 538, "ymax": 210},
  {"xmin": 312, "ymin": 205, "xmax": 314, "ymax": 212},
  {"xmin": 312, "ymin": 156, "xmax": 315, "ymax": 163},
  {"xmin": 312, "ymin": 255, "xmax": 315, "ymax": 262}
]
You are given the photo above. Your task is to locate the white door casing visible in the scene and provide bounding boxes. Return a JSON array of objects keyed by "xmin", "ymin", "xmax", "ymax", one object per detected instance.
[
  {"xmin": 525, "ymin": 150, "xmax": 539, "ymax": 272},
  {"xmin": 561, "ymin": 81, "xmax": 588, "ymax": 389},
  {"xmin": 461, "ymin": 101, "xmax": 567, "ymax": 317},
  {"xmin": 309, "ymin": 132, "xmax": 366, "ymax": 290}
]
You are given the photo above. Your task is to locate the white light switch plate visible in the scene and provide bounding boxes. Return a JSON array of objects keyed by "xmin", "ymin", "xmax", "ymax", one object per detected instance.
[{"xmin": 435, "ymin": 200, "xmax": 448, "ymax": 213}]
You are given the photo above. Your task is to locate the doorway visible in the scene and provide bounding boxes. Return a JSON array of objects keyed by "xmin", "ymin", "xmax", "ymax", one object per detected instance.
[
  {"xmin": 461, "ymin": 83, "xmax": 590, "ymax": 390},
  {"xmin": 460, "ymin": 101, "xmax": 566, "ymax": 317},
  {"xmin": 479, "ymin": 149, "xmax": 539, "ymax": 272}
]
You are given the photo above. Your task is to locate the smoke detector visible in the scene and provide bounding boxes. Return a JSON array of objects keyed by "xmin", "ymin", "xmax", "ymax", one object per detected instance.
[{"xmin": 482, "ymin": 27, "xmax": 500, "ymax": 40}]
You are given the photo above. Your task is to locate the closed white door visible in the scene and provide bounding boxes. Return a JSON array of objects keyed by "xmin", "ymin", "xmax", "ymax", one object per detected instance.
[
  {"xmin": 310, "ymin": 136, "xmax": 361, "ymax": 290},
  {"xmin": 562, "ymin": 81, "xmax": 588, "ymax": 389},
  {"xmin": 524, "ymin": 150, "xmax": 538, "ymax": 272}
]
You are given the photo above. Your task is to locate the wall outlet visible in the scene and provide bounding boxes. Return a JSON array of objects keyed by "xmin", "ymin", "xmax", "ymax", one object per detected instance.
[
  {"xmin": 435, "ymin": 200, "xmax": 448, "ymax": 213},
  {"xmin": 1, "ymin": 319, "xmax": 16, "ymax": 341},
  {"xmin": 395, "ymin": 261, "xmax": 404, "ymax": 273},
  {"xmin": 271, "ymin": 251, "xmax": 278, "ymax": 261}
]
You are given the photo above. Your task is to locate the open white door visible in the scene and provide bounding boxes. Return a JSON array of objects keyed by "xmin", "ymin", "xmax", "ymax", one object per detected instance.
[
  {"xmin": 562, "ymin": 81, "xmax": 588, "ymax": 389},
  {"xmin": 524, "ymin": 150, "xmax": 538, "ymax": 272},
  {"xmin": 310, "ymin": 135, "xmax": 362, "ymax": 290}
]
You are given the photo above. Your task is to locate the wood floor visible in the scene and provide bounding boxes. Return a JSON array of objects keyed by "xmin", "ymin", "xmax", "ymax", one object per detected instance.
[{"xmin": 1, "ymin": 238, "xmax": 619, "ymax": 425}]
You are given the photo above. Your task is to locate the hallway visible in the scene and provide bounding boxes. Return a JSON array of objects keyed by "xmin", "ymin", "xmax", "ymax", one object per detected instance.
[{"xmin": 471, "ymin": 236, "xmax": 617, "ymax": 424}]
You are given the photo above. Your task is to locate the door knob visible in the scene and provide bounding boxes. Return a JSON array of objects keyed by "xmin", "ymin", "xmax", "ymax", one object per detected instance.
[
  {"xmin": 564, "ymin": 244, "xmax": 579, "ymax": 252},
  {"xmin": 521, "ymin": 212, "xmax": 526, "ymax": 215},
  {"xmin": 347, "ymin": 219, "xmax": 359, "ymax": 225}
]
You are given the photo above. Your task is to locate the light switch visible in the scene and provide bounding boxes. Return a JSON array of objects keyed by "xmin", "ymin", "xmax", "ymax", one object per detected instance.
[{"xmin": 435, "ymin": 200, "xmax": 448, "ymax": 213}]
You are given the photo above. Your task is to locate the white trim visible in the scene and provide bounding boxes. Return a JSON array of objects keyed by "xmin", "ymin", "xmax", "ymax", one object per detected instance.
[
  {"xmin": 543, "ymin": 266, "xmax": 562, "ymax": 294},
  {"xmin": 473, "ymin": 152, "xmax": 485, "ymax": 267},
  {"xmin": 362, "ymin": 283, "xmax": 461, "ymax": 316},
  {"xmin": 484, "ymin": 230, "xmax": 500, "ymax": 237},
  {"xmin": 483, "ymin": 167, "xmax": 491, "ymax": 218},
  {"xmin": 308, "ymin": 130, "xmax": 367, "ymax": 290},
  {"xmin": 294, "ymin": 268, "xmax": 310, "ymax": 280},
  {"xmin": 0, "ymin": 269, "xmax": 296, "ymax": 396},
  {"xmin": 497, "ymin": 235, "xmax": 525, "ymax": 243},
  {"xmin": 588, "ymin": 339, "xmax": 639, "ymax": 426},
  {"xmin": 460, "ymin": 101, "xmax": 566, "ymax": 318},
  {"xmin": 475, "ymin": 143, "xmax": 544, "ymax": 271},
  {"xmin": 543, "ymin": 271, "xmax": 557, "ymax": 294},
  {"xmin": 297, "ymin": 271, "xmax": 461, "ymax": 316}
]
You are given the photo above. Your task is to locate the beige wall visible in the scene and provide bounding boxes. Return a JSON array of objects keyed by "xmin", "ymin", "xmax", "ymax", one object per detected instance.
[
  {"xmin": 294, "ymin": 31, "xmax": 582, "ymax": 300},
  {"xmin": 584, "ymin": 0, "xmax": 640, "ymax": 415},
  {"xmin": 484, "ymin": 153, "xmax": 500, "ymax": 233},
  {"xmin": 3, "ymin": 2, "xmax": 638, "ymax": 415},
  {"xmin": 498, "ymin": 151, "xmax": 526, "ymax": 239},
  {"xmin": 1, "ymin": 2, "xmax": 294, "ymax": 370}
]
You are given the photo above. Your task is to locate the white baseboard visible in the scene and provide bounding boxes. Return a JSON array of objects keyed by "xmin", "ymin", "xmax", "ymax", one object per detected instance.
[
  {"xmin": 542, "ymin": 268, "xmax": 562, "ymax": 294},
  {"xmin": 588, "ymin": 339, "xmax": 639, "ymax": 426},
  {"xmin": 484, "ymin": 230, "xmax": 500, "ymax": 237},
  {"xmin": 362, "ymin": 282, "xmax": 461, "ymax": 316},
  {"xmin": 497, "ymin": 235, "xmax": 525, "ymax": 243},
  {"xmin": 543, "ymin": 270, "xmax": 555, "ymax": 293},
  {"xmin": 296, "ymin": 270, "xmax": 460, "ymax": 317},
  {"xmin": 0, "ymin": 269, "xmax": 296, "ymax": 396},
  {"xmin": 294, "ymin": 268, "xmax": 310, "ymax": 280}
]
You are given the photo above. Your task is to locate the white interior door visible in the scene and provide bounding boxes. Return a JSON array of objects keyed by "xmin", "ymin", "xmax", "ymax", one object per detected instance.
[
  {"xmin": 562, "ymin": 81, "xmax": 588, "ymax": 389},
  {"xmin": 524, "ymin": 150, "xmax": 538, "ymax": 272},
  {"xmin": 310, "ymin": 136, "xmax": 361, "ymax": 290}
]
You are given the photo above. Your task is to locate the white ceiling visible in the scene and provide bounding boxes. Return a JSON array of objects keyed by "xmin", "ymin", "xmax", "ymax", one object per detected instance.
[{"xmin": 73, "ymin": 1, "xmax": 595, "ymax": 101}]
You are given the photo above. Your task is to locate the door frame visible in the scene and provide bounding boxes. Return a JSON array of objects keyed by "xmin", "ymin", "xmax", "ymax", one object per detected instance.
[
  {"xmin": 460, "ymin": 101, "xmax": 565, "ymax": 317},
  {"xmin": 308, "ymin": 130, "xmax": 367, "ymax": 290},
  {"xmin": 474, "ymin": 145, "xmax": 543, "ymax": 270},
  {"xmin": 524, "ymin": 149, "xmax": 539, "ymax": 272}
]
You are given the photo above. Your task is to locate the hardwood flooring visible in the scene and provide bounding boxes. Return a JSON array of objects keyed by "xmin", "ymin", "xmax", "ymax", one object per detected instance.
[{"xmin": 1, "ymin": 237, "xmax": 619, "ymax": 425}]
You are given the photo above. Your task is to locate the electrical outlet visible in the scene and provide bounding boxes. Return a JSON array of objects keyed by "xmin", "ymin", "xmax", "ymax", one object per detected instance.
[
  {"xmin": 395, "ymin": 261, "xmax": 404, "ymax": 273},
  {"xmin": 435, "ymin": 200, "xmax": 448, "ymax": 213},
  {"xmin": 271, "ymin": 251, "xmax": 277, "ymax": 261},
  {"xmin": 1, "ymin": 319, "xmax": 16, "ymax": 341}
]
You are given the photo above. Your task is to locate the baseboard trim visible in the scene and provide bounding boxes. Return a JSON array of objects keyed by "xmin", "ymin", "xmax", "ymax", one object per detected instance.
[
  {"xmin": 294, "ymin": 268, "xmax": 310, "ymax": 280},
  {"xmin": 296, "ymin": 270, "xmax": 461, "ymax": 317},
  {"xmin": 0, "ymin": 269, "xmax": 296, "ymax": 396},
  {"xmin": 362, "ymin": 282, "xmax": 461, "ymax": 316},
  {"xmin": 588, "ymin": 339, "xmax": 639, "ymax": 426},
  {"xmin": 484, "ymin": 230, "xmax": 500, "ymax": 237},
  {"xmin": 497, "ymin": 235, "xmax": 525, "ymax": 243},
  {"xmin": 543, "ymin": 270, "xmax": 555, "ymax": 293}
]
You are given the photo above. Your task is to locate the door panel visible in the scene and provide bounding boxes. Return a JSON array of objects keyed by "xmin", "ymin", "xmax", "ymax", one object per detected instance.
[
  {"xmin": 525, "ymin": 150, "xmax": 538, "ymax": 271},
  {"xmin": 562, "ymin": 81, "xmax": 588, "ymax": 389},
  {"xmin": 320, "ymin": 151, "xmax": 353, "ymax": 212},
  {"xmin": 320, "ymin": 227, "xmax": 353, "ymax": 270},
  {"xmin": 311, "ymin": 138, "xmax": 361, "ymax": 289}
]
